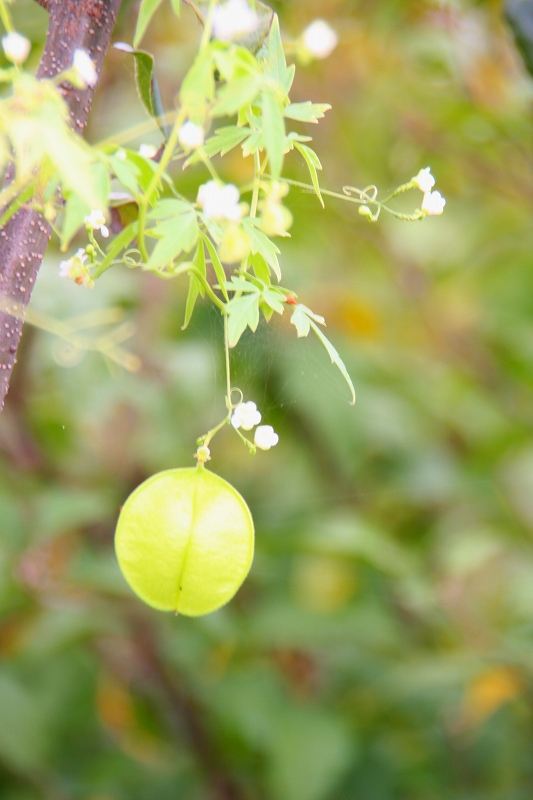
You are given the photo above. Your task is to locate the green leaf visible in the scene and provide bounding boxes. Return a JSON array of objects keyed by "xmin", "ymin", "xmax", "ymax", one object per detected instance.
[
  {"xmin": 203, "ymin": 125, "xmax": 251, "ymax": 158},
  {"xmin": 284, "ymin": 102, "xmax": 332, "ymax": 124},
  {"xmin": 242, "ymin": 130, "xmax": 264, "ymax": 157},
  {"xmin": 262, "ymin": 91, "xmax": 285, "ymax": 179},
  {"xmin": 134, "ymin": 0, "xmax": 165, "ymax": 47},
  {"xmin": 226, "ymin": 292, "xmax": 261, "ymax": 347},
  {"xmin": 290, "ymin": 304, "xmax": 355, "ymax": 403},
  {"xmin": 170, "ymin": 0, "xmax": 181, "ymax": 14},
  {"xmin": 61, "ymin": 192, "xmax": 91, "ymax": 250},
  {"xmin": 262, "ymin": 288, "xmax": 285, "ymax": 314},
  {"xmin": 201, "ymin": 233, "xmax": 229, "ymax": 300},
  {"xmin": 309, "ymin": 320, "xmax": 356, "ymax": 405},
  {"xmin": 114, "ymin": 45, "xmax": 169, "ymax": 138},
  {"xmin": 180, "ymin": 48, "xmax": 215, "ymax": 120},
  {"xmin": 506, "ymin": 0, "xmax": 533, "ymax": 78},
  {"xmin": 183, "ymin": 243, "xmax": 206, "ymax": 329},
  {"xmin": 212, "ymin": 76, "xmax": 262, "ymax": 117},
  {"xmin": 147, "ymin": 210, "xmax": 199, "ymax": 269},
  {"xmin": 251, "ymin": 252, "xmax": 271, "ymax": 285},
  {"xmin": 242, "ymin": 220, "xmax": 281, "ymax": 281},
  {"xmin": 294, "ymin": 141, "xmax": 324, "ymax": 208},
  {"xmin": 98, "ymin": 221, "xmax": 139, "ymax": 273},
  {"xmin": 148, "ymin": 198, "xmax": 193, "ymax": 219},
  {"xmin": 266, "ymin": 15, "xmax": 291, "ymax": 92},
  {"xmin": 223, "ymin": 277, "xmax": 260, "ymax": 293},
  {"xmin": 110, "ymin": 151, "xmax": 142, "ymax": 197}
]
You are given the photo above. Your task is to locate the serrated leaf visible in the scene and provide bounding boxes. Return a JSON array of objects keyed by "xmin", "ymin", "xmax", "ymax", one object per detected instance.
[
  {"xmin": 134, "ymin": 0, "xmax": 165, "ymax": 47},
  {"xmin": 262, "ymin": 91, "xmax": 285, "ymax": 179},
  {"xmin": 183, "ymin": 243, "xmax": 206, "ymax": 329},
  {"xmin": 294, "ymin": 141, "xmax": 324, "ymax": 208},
  {"xmin": 284, "ymin": 102, "xmax": 332, "ymax": 124},
  {"xmin": 266, "ymin": 15, "xmax": 290, "ymax": 90},
  {"xmin": 262, "ymin": 288, "xmax": 285, "ymax": 314},
  {"xmin": 201, "ymin": 233, "xmax": 228, "ymax": 300},
  {"xmin": 180, "ymin": 48, "xmax": 215, "ymax": 119},
  {"xmin": 148, "ymin": 198, "xmax": 193, "ymax": 219},
  {"xmin": 242, "ymin": 130, "xmax": 263, "ymax": 157},
  {"xmin": 212, "ymin": 76, "xmax": 261, "ymax": 117},
  {"xmin": 223, "ymin": 277, "xmax": 260, "ymax": 293},
  {"xmin": 242, "ymin": 220, "xmax": 281, "ymax": 281},
  {"xmin": 290, "ymin": 303, "xmax": 325, "ymax": 336},
  {"xmin": 225, "ymin": 292, "xmax": 261, "ymax": 347},
  {"xmin": 147, "ymin": 210, "xmax": 199, "ymax": 269},
  {"xmin": 203, "ymin": 125, "xmax": 251, "ymax": 157},
  {"xmin": 309, "ymin": 320, "xmax": 356, "ymax": 405}
]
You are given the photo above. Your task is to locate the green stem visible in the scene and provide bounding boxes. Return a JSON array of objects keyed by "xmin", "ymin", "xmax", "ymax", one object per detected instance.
[
  {"xmin": 250, "ymin": 150, "xmax": 261, "ymax": 219},
  {"xmin": 199, "ymin": 149, "xmax": 221, "ymax": 181},
  {"xmin": 188, "ymin": 267, "xmax": 225, "ymax": 311},
  {"xmin": 281, "ymin": 177, "xmax": 377, "ymax": 206},
  {"xmin": 380, "ymin": 180, "xmax": 415, "ymax": 205},
  {"xmin": 199, "ymin": 0, "xmax": 217, "ymax": 50},
  {"xmin": 0, "ymin": 1, "xmax": 13, "ymax": 33},
  {"xmin": 0, "ymin": 183, "xmax": 34, "ymax": 229},
  {"xmin": 224, "ymin": 314, "xmax": 231, "ymax": 405},
  {"xmin": 137, "ymin": 106, "xmax": 188, "ymax": 263}
]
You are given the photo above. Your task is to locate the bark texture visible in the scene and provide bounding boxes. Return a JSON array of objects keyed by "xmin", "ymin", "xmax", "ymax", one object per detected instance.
[{"xmin": 0, "ymin": 0, "xmax": 123, "ymax": 411}]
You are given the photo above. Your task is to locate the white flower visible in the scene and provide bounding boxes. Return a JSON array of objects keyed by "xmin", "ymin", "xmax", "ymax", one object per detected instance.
[
  {"xmin": 254, "ymin": 425, "xmax": 279, "ymax": 450},
  {"xmin": 72, "ymin": 49, "xmax": 97, "ymax": 88},
  {"xmin": 178, "ymin": 121, "xmax": 205, "ymax": 150},
  {"xmin": 115, "ymin": 149, "xmax": 127, "ymax": 161},
  {"xmin": 421, "ymin": 190, "xmax": 446, "ymax": 216},
  {"xmin": 231, "ymin": 401, "xmax": 262, "ymax": 431},
  {"xmin": 59, "ymin": 249, "xmax": 94, "ymax": 287},
  {"xmin": 212, "ymin": 0, "xmax": 258, "ymax": 42},
  {"xmin": 302, "ymin": 20, "xmax": 338, "ymax": 59},
  {"xmin": 84, "ymin": 209, "xmax": 109, "ymax": 238},
  {"xmin": 413, "ymin": 167, "xmax": 436, "ymax": 194},
  {"xmin": 138, "ymin": 143, "xmax": 157, "ymax": 159},
  {"xmin": 2, "ymin": 31, "xmax": 31, "ymax": 65},
  {"xmin": 197, "ymin": 181, "xmax": 243, "ymax": 222}
]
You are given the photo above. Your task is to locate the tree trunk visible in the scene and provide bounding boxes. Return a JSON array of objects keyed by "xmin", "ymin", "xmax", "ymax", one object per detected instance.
[{"xmin": 0, "ymin": 0, "xmax": 123, "ymax": 411}]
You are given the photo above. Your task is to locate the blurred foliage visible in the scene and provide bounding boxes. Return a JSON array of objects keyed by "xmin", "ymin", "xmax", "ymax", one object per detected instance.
[{"xmin": 3, "ymin": 0, "xmax": 533, "ymax": 798}]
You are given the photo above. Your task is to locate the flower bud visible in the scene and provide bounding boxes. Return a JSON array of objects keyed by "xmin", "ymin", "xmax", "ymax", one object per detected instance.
[{"xmin": 2, "ymin": 32, "xmax": 31, "ymax": 65}]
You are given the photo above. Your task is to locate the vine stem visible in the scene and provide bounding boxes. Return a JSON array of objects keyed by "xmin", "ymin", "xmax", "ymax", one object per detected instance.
[
  {"xmin": 137, "ymin": 106, "xmax": 188, "ymax": 262},
  {"xmin": 224, "ymin": 313, "xmax": 231, "ymax": 405},
  {"xmin": 200, "ymin": 0, "xmax": 217, "ymax": 50},
  {"xmin": 250, "ymin": 150, "xmax": 261, "ymax": 219}
]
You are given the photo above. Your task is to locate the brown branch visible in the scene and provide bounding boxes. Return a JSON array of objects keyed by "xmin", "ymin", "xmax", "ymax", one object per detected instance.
[{"xmin": 0, "ymin": 0, "xmax": 124, "ymax": 412}]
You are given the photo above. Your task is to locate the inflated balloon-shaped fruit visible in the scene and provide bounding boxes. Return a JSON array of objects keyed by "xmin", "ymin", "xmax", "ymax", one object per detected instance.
[{"xmin": 115, "ymin": 467, "xmax": 254, "ymax": 616}]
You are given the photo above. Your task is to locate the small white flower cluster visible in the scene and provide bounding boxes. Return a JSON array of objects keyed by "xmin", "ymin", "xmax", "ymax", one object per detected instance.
[
  {"xmin": 84, "ymin": 209, "xmax": 109, "ymax": 238},
  {"xmin": 412, "ymin": 167, "xmax": 446, "ymax": 216},
  {"xmin": 231, "ymin": 401, "xmax": 279, "ymax": 450},
  {"xmin": 178, "ymin": 121, "xmax": 205, "ymax": 150},
  {"xmin": 72, "ymin": 49, "xmax": 97, "ymax": 88},
  {"xmin": 197, "ymin": 181, "xmax": 243, "ymax": 222},
  {"xmin": 212, "ymin": 0, "xmax": 259, "ymax": 42},
  {"xmin": 302, "ymin": 20, "xmax": 338, "ymax": 60},
  {"xmin": 59, "ymin": 248, "xmax": 94, "ymax": 288},
  {"xmin": 2, "ymin": 31, "xmax": 31, "ymax": 65}
]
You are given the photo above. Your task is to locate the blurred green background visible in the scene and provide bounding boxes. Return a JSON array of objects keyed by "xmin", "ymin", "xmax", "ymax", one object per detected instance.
[{"xmin": 3, "ymin": 0, "xmax": 533, "ymax": 798}]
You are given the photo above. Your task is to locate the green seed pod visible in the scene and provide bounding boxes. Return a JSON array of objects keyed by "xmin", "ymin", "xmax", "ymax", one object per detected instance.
[{"xmin": 115, "ymin": 467, "xmax": 254, "ymax": 616}]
